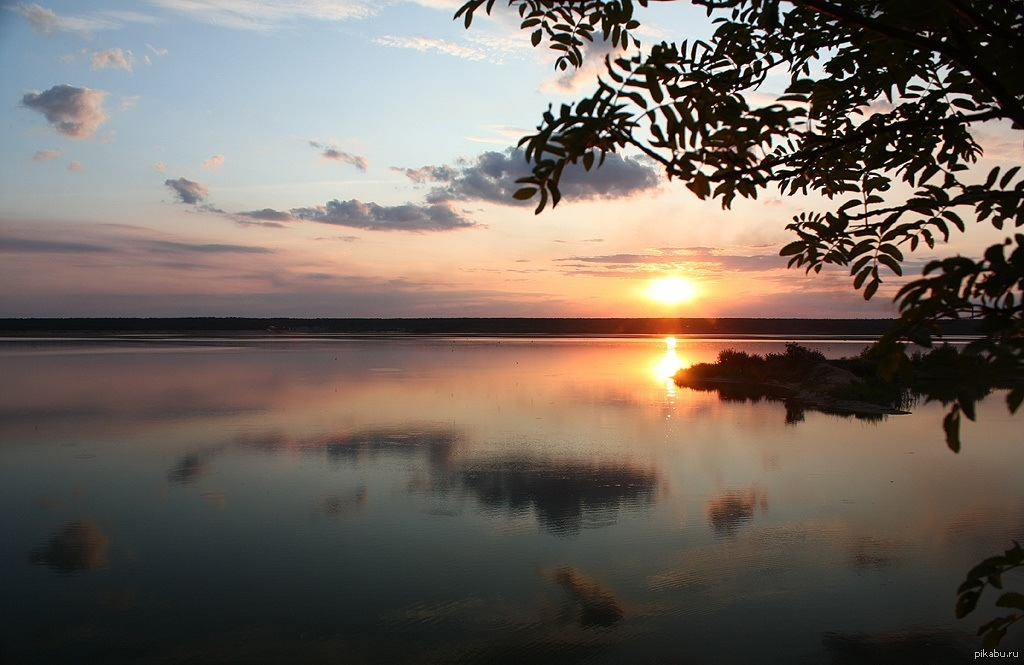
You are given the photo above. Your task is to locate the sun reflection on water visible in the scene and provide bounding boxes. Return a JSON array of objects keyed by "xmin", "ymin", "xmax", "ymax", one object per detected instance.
[{"xmin": 653, "ymin": 336, "xmax": 688, "ymax": 396}]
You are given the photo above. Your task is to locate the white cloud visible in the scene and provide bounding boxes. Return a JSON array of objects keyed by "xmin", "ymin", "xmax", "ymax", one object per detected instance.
[
  {"xmin": 12, "ymin": 2, "xmax": 157, "ymax": 35},
  {"xmin": 201, "ymin": 154, "xmax": 225, "ymax": 170},
  {"xmin": 91, "ymin": 48, "xmax": 135, "ymax": 71},
  {"xmin": 538, "ymin": 39, "xmax": 618, "ymax": 95},
  {"xmin": 373, "ymin": 29, "xmax": 530, "ymax": 65},
  {"xmin": 153, "ymin": 161, "xmax": 167, "ymax": 172},
  {"xmin": 404, "ymin": 0, "xmax": 461, "ymax": 8},
  {"xmin": 32, "ymin": 148, "xmax": 64, "ymax": 163},
  {"xmin": 373, "ymin": 35, "xmax": 490, "ymax": 62},
  {"xmin": 466, "ymin": 124, "xmax": 530, "ymax": 144},
  {"xmin": 14, "ymin": 3, "xmax": 68, "ymax": 34},
  {"xmin": 148, "ymin": 0, "xmax": 374, "ymax": 31}
]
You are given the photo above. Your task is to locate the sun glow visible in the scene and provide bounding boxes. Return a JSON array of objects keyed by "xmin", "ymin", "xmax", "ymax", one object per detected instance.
[{"xmin": 647, "ymin": 276, "xmax": 699, "ymax": 305}]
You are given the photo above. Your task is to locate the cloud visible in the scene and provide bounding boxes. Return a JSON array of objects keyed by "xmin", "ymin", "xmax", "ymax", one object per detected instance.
[
  {"xmin": 32, "ymin": 148, "xmax": 64, "ymax": 163},
  {"xmin": 398, "ymin": 147, "xmax": 659, "ymax": 207},
  {"xmin": 21, "ymin": 85, "xmax": 109, "ymax": 139},
  {"xmin": 372, "ymin": 35, "xmax": 491, "ymax": 62},
  {"xmin": 466, "ymin": 124, "xmax": 530, "ymax": 145},
  {"xmin": 14, "ymin": 2, "xmax": 61, "ymax": 33},
  {"xmin": 308, "ymin": 141, "xmax": 367, "ymax": 170},
  {"xmin": 120, "ymin": 95, "xmax": 140, "ymax": 111},
  {"xmin": 150, "ymin": 240, "xmax": 273, "ymax": 254},
  {"xmin": 149, "ymin": 0, "xmax": 374, "ymax": 31},
  {"xmin": 236, "ymin": 208, "xmax": 293, "ymax": 222},
  {"xmin": 556, "ymin": 246, "xmax": 787, "ymax": 276},
  {"xmin": 233, "ymin": 200, "xmax": 478, "ymax": 232},
  {"xmin": 375, "ymin": 14, "xmax": 532, "ymax": 65},
  {"xmin": 144, "ymin": 44, "xmax": 169, "ymax": 66},
  {"xmin": 165, "ymin": 177, "xmax": 209, "ymax": 205},
  {"xmin": 404, "ymin": 0, "xmax": 462, "ymax": 8},
  {"xmin": 0, "ymin": 234, "xmax": 111, "ymax": 253},
  {"xmin": 393, "ymin": 164, "xmax": 459, "ymax": 184},
  {"xmin": 201, "ymin": 154, "xmax": 225, "ymax": 170},
  {"xmin": 67, "ymin": 161, "xmax": 83, "ymax": 171},
  {"xmin": 2, "ymin": 222, "xmax": 276, "ymax": 263},
  {"xmin": 539, "ymin": 39, "xmax": 617, "ymax": 95},
  {"xmin": 91, "ymin": 48, "xmax": 134, "ymax": 71},
  {"xmin": 11, "ymin": 2, "xmax": 156, "ymax": 35},
  {"xmin": 153, "ymin": 161, "xmax": 166, "ymax": 172},
  {"xmin": 321, "ymin": 148, "xmax": 368, "ymax": 170},
  {"xmin": 248, "ymin": 199, "xmax": 477, "ymax": 232}
]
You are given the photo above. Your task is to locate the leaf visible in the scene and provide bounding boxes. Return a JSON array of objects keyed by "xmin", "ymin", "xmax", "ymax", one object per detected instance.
[
  {"xmin": 1000, "ymin": 166, "xmax": 1020, "ymax": 188},
  {"xmin": 779, "ymin": 241, "xmax": 804, "ymax": 256},
  {"xmin": 686, "ymin": 172, "xmax": 711, "ymax": 199},
  {"xmin": 513, "ymin": 187, "xmax": 537, "ymax": 200},
  {"xmin": 981, "ymin": 618, "xmax": 1011, "ymax": 651},
  {"xmin": 995, "ymin": 592, "xmax": 1024, "ymax": 610},
  {"xmin": 1007, "ymin": 388, "xmax": 1024, "ymax": 415},
  {"xmin": 956, "ymin": 589, "xmax": 980, "ymax": 618},
  {"xmin": 863, "ymin": 278, "xmax": 879, "ymax": 300},
  {"xmin": 943, "ymin": 406, "xmax": 961, "ymax": 453},
  {"xmin": 878, "ymin": 254, "xmax": 902, "ymax": 276}
]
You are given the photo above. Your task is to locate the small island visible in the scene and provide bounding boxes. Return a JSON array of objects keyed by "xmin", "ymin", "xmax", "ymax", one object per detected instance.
[{"xmin": 674, "ymin": 343, "xmax": 983, "ymax": 423}]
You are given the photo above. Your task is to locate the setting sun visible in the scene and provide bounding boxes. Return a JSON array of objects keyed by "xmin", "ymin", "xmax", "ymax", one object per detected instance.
[{"xmin": 647, "ymin": 276, "xmax": 699, "ymax": 305}]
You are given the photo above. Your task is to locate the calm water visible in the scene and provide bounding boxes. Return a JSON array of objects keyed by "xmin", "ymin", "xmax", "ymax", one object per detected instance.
[{"xmin": 1, "ymin": 336, "xmax": 1021, "ymax": 664}]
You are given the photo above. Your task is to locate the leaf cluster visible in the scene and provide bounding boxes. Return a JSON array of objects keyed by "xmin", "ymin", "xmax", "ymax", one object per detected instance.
[{"xmin": 956, "ymin": 541, "xmax": 1024, "ymax": 650}]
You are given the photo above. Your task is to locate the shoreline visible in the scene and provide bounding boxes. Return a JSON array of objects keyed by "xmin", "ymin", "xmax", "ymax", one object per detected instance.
[{"xmin": 0, "ymin": 317, "xmax": 983, "ymax": 337}]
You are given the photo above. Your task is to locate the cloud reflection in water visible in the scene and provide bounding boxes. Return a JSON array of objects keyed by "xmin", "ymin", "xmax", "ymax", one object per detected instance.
[
  {"xmin": 554, "ymin": 566, "xmax": 626, "ymax": 628},
  {"xmin": 166, "ymin": 452, "xmax": 210, "ymax": 484},
  {"xmin": 456, "ymin": 456, "xmax": 659, "ymax": 535},
  {"xmin": 706, "ymin": 488, "xmax": 768, "ymax": 536},
  {"xmin": 29, "ymin": 520, "xmax": 109, "ymax": 573}
]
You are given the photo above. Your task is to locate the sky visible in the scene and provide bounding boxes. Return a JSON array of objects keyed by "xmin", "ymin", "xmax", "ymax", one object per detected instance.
[{"xmin": 0, "ymin": 0, "xmax": 1018, "ymax": 319}]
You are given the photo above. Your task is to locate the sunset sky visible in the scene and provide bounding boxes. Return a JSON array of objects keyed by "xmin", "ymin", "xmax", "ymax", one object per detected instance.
[{"xmin": 1, "ymin": 0, "xmax": 1018, "ymax": 318}]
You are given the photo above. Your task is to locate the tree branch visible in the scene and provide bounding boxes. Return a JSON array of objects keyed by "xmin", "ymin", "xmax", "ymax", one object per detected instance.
[{"xmin": 792, "ymin": 0, "xmax": 1024, "ymax": 128}]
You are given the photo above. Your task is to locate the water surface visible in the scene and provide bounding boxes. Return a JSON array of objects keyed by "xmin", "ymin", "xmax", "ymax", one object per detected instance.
[{"xmin": 1, "ymin": 336, "xmax": 1021, "ymax": 663}]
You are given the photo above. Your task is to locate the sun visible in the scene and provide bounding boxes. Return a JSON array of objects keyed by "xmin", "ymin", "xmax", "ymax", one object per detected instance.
[{"xmin": 647, "ymin": 276, "xmax": 699, "ymax": 305}]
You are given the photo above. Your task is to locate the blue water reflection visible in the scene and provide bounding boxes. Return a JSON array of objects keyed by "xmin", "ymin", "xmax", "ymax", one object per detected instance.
[{"xmin": 0, "ymin": 336, "xmax": 1021, "ymax": 663}]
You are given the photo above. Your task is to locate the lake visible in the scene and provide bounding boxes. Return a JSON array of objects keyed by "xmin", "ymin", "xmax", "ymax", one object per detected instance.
[{"xmin": 1, "ymin": 336, "xmax": 1021, "ymax": 664}]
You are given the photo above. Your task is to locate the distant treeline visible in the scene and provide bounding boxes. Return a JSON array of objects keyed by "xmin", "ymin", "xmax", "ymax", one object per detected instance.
[{"xmin": 0, "ymin": 317, "xmax": 984, "ymax": 336}]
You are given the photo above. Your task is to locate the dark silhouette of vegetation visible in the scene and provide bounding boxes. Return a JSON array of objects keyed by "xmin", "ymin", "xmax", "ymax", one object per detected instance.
[
  {"xmin": 677, "ymin": 342, "xmax": 1008, "ymax": 424},
  {"xmin": 457, "ymin": 0, "xmax": 1023, "ymax": 643},
  {"xmin": 677, "ymin": 342, "xmax": 911, "ymax": 419},
  {"xmin": 956, "ymin": 541, "xmax": 1024, "ymax": 650}
]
